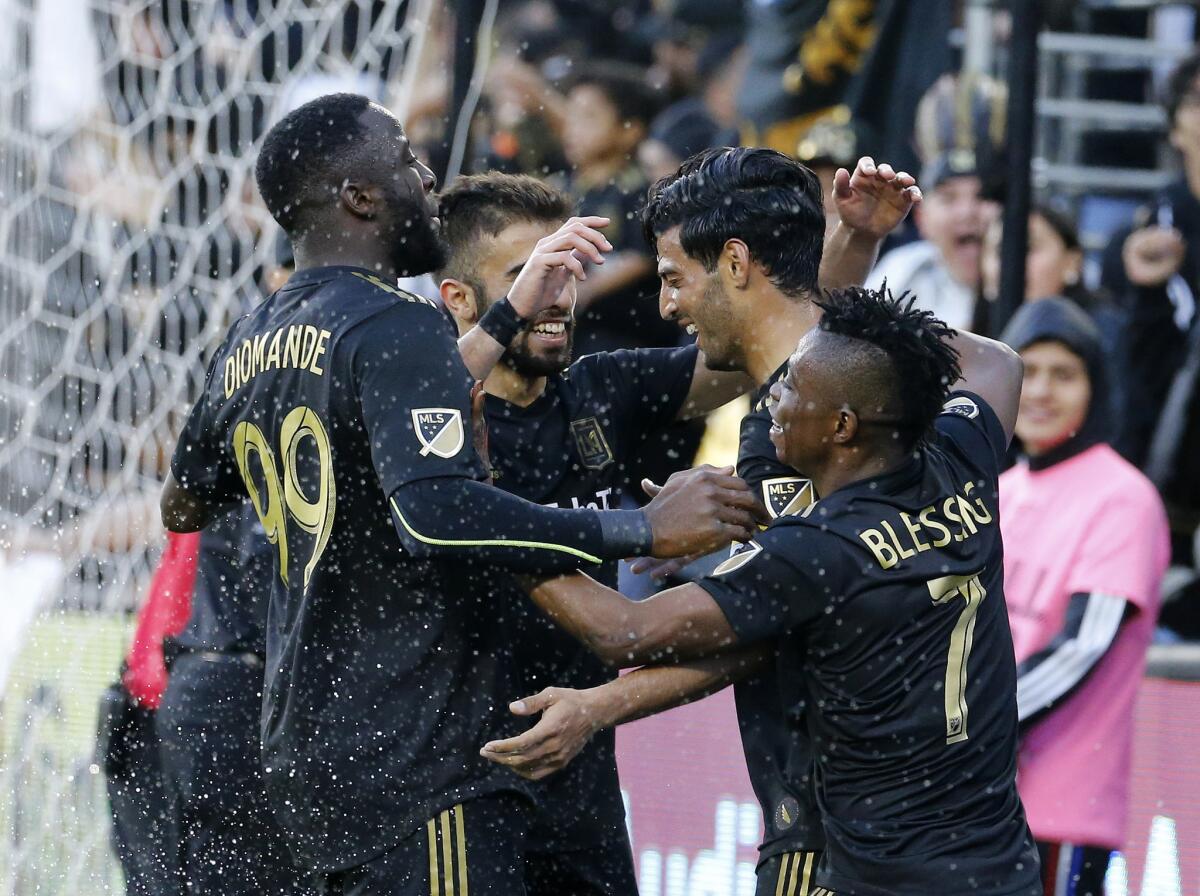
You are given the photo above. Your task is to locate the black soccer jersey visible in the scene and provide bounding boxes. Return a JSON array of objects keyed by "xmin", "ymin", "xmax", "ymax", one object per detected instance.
[
  {"xmin": 704, "ymin": 393, "xmax": 1040, "ymax": 896},
  {"xmin": 170, "ymin": 265, "xmax": 588, "ymax": 871},
  {"xmin": 173, "ymin": 503, "xmax": 272, "ymax": 656},
  {"xmin": 487, "ymin": 345, "xmax": 696, "ymax": 852},
  {"xmin": 734, "ymin": 362, "xmax": 824, "ymax": 860}
]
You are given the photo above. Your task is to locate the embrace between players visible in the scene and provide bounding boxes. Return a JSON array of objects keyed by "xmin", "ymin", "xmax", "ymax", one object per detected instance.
[{"xmin": 163, "ymin": 94, "xmax": 1041, "ymax": 896}]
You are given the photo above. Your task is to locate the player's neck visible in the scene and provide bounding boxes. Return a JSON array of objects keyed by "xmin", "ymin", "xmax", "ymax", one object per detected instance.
[
  {"xmin": 484, "ymin": 362, "xmax": 547, "ymax": 408},
  {"xmin": 742, "ymin": 294, "xmax": 821, "ymax": 385},
  {"xmin": 293, "ymin": 241, "xmax": 400, "ymax": 284},
  {"xmin": 812, "ymin": 444, "xmax": 909, "ymax": 499}
]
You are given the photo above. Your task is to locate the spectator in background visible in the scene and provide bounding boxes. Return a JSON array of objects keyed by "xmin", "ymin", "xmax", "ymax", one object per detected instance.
[
  {"xmin": 561, "ymin": 62, "xmax": 678, "ymax": 355},
  {"xmin": 999, "ymin": 298, "xmax": 1169, "ymax": 896},
  {"xmin": 1103, "ymin": 54, "xmax": 1200, "ymax": 625},
  {"xmin": 977, "ymin": 202, "xmax": 1124, "ymax": 355},
  {"xmin": 866, "ymin": 149, "xmax": 986, "ymax": 330},
  {"xmin": 639, "ymin": 34, "xmax": 744, "ymax": 183}
]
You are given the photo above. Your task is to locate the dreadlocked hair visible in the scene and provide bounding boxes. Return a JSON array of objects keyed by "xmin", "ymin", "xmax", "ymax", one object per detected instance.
[{"xmin": 815, "ymin": 285, "xmax": 962, "ymax": 441}]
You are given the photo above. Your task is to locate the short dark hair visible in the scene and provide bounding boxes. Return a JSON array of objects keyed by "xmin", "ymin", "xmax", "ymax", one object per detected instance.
[
  {"xmin": 1165, "ymin": 51, "xmax": 1200, "ymax": 128},
  {"xmin": 815, "ymin": 286, "xmax": 962, "ymax": 446},
  {"xmin": 255, "ymin": 93, "xmax": 376, "ymax": 235},
  {"xmin": 566, "ymin": 62, "xmax": 661, "ymax": 128},
  {"xmin": 642, "ymin": 147, "xmax": 825, "ymax": 298},
  {"xmin": 436, "ymin": 173, "xmax": 573, "ymax": 293}
]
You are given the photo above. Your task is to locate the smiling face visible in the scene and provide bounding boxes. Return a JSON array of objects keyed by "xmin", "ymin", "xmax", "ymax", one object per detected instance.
[
  {"xmin": 1015, "ymin": 340, "xmax": 1091, "ymax": 456},
  {"xmin": 655, "ymin": 226, "xmax": 743, "ymax": 371},
  {"xmin": 473, "ymin": 219, "xmax": 576, "ymax": 377},
  {"xmin": 766, "ymin": 333, "xmax": 840, "ymax": 473}
]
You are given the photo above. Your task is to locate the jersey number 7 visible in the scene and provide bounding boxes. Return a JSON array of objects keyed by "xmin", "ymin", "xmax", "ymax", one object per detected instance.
[
  {"xmin": 233, "ymin": 406, "xmax": 337, "ymax": 590},
  {"xmin": 927, "ymin": 571, "xmax": 987, "ymax": 745}
]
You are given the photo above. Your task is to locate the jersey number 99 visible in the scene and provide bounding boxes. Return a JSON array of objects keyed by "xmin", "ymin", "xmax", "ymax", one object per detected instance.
[{"xmin": 233, "ymin": 406, "xmax": 336, "ymax": 590}]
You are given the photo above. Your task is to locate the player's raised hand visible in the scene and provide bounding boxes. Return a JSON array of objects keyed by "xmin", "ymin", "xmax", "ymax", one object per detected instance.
[
  {"xmin": 507, "ymin": 216, "xmax": 612, "ymax": 319},
  {"xmin": 479, "ymin": 687, "xmax": 598, "ymax": 780},
  {"xmin": 832, "ymin": 156, "xmax": 922, "ymax": 240},
  {"xmin": 642, "ymin": 465, "xmax": 770, "ymax": 559}
]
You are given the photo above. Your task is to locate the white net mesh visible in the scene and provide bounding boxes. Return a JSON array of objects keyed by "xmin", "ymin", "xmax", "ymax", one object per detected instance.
[{"xmin": 0, "ymin": 2, "xmax": 434, "ymax": 891}]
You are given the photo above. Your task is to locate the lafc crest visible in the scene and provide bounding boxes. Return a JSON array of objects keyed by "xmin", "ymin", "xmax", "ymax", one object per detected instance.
[
  {"xmin": 412, "ymin": 408, "xmax": 465, "ymax": 458},
  {"xmin": 761, "ymin": 477, "xmax": 815, "ymax": 519},
  {"xmin": 570, "ymin": 417, "xmax": 614, "ymax": 470}
]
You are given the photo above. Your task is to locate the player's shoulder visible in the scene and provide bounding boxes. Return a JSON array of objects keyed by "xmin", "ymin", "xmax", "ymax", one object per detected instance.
[{"xmin": 933, "ymin": 390, "xmax": 1007, "ymax": 469}]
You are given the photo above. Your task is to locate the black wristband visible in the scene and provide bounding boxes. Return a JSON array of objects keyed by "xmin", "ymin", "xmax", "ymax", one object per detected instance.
[
  {"xmin": 598, "ymin": 509, "xmax": 654, "ymax": 558},
  {"xmin": 477, "ymin": 296, "xmax": 527, "ymax": 347}
]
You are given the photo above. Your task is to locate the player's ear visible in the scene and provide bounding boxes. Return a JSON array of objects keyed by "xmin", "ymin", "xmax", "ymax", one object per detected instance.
[
  {"xmin": 339, "ymin": 180, "xmax": 377, "ymax": 220},
  {"xmin": 834, "ymin": 407, "xmax": 858, "ymax": 443},
  {"xmin": 440, "ymin": 279, "xmax": 479, "ymax": 326},
  {"xmin": 721, "ymin": 238, "xmax": 752, "ymax": 290}
]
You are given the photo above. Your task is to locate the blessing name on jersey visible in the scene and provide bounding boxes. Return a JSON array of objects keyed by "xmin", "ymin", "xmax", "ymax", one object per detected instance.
[
  {"xmin": 224, "ymin": 324, "xmax": 333, "ymax": 397},
  {"xmin": 858, "ymin": 481, "xmax": 994, "ymax": 569}
]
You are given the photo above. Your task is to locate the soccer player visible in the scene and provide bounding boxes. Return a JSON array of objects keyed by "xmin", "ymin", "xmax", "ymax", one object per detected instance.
[
  {"xmin": 503, "ymin": 287, "xmax": 1040, "ymax": 895},
  {"xmin": 160, "ymin": 93, "xmax": 762, "ymax": 894},
  {"xmin": 483, "ymin": 147, "xmax": 921, "ymax": 894},
  {"xmin": 438, "ymin": 171, "xmax": 748, "ymax": 895}
]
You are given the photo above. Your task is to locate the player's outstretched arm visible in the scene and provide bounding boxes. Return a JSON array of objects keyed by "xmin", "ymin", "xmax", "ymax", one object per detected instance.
[
  {"xmin": 819, "ymin": 156, "xmax": 922, "ymax": 291},
  {"xmin": 947, "ymin": 330, "xmax": 1024, "ymax": 444},
  {"xmin": 521, "ymin": 572, "xmax": 740, "ymax": 666},
  {"xmin": 389, "ymin": 465, "xmax": 765, "ymax": 572},
  {"xmin": 479, "ymin": 646, "xmax": 769, "ymax": 779},
  {"xmin": 458, "ymin": 216, "xmax": 611, "ymax": 380}
]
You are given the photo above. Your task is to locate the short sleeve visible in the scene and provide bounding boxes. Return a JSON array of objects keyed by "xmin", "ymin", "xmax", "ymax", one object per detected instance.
[
  {"xmin": 574, "ymin": 345, "xmax": 698, "ymax": 433},
  {"xmin": 695, "ymin": 524, "xmax": 824, "ymax": 644},
  {"xmin": 934, "ymin": 390, "xmax": 1007, "ymax": 473},
  {"xmin": 171, "ymin": 349, "xmax": 243, "ymax": 504},
  {"xmin": 352, "ymin": 303, "xmax": 486, "ymax": 495},
  {"xmin": 1064, "ymin": 485, "xmax": 1169, "ymax": 614}
]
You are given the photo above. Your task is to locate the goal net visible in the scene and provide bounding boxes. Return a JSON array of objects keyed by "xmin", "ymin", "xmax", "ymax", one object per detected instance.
[{"xmin": 0, "ymin": 2, "xmax": 435, "ymax": 892}]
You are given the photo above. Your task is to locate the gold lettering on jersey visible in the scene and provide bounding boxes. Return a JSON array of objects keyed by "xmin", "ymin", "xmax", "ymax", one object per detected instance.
[
  {"xmin": 224, "ymin": 324, "xmax": 334, "ymax": 398},
  {"xmin": 858, "ymin": 481, "xmax": 996, "ymax": 569}
]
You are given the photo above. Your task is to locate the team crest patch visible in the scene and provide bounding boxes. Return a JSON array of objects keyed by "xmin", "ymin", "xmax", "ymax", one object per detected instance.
[
  {"xmin": 570, "ymin": 417, "xmax": 614, "ymax": 470},
  {"xmin": 774, "ymin": 796, "xmax": 800, "ymax": 831},
  {"xmin": 712, "ymin": 541, "xmax": 763, "ymax": 576},
  {"xmin": 941, "ymin": 396, "xmax": 979, "ymax": 419},
  {"xmin": 761, "ymin": 477, "xmax": 815, "ymax": 519},
  {"xmin": 412, "ymin": 408, "xmax": 465, "ymax": 458}
]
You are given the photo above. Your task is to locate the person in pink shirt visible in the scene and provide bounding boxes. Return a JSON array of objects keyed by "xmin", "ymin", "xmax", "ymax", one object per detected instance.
[{"xmin": 999, "ymin": 297, "xmax": 1170, "ymax": 896}]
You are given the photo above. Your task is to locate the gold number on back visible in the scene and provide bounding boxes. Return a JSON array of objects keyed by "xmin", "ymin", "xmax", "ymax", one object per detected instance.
[
  {"xmin": 280, "ymin": 406, "xmax": 336, "ymax": 589},
  {"xmin": 232, "ymin": 407, "xmax": 336, "ymax": 590},
  {"xmin": 233, "ymin": 420, "xmax": 289, "ymax": 581},
  {"xmin": 927, "ymin": 571, "xmax": 987, "ymax": 745}
]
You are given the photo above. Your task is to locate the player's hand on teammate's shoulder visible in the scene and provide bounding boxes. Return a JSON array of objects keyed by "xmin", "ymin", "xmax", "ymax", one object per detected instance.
[
  {"xmin": 479, "ymin": 687, "xmax": 599, "ymax": 780},
  {"xmin": 641, "ymin": 465, "xmax": 770, "ymax": 559},
  {"xmin": 833, "ymin": 155, "xmax": 922, "ymax": 239},
  {"xmin": 507, "ymin": 216, "xmax": 613, "ymax": 319}
]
